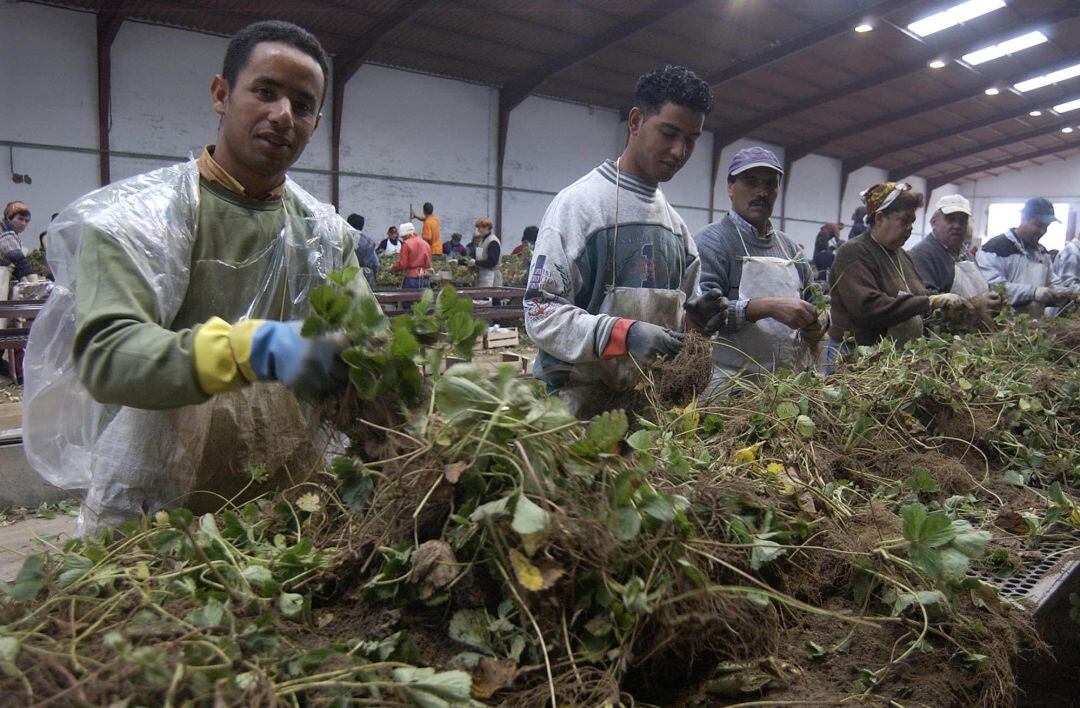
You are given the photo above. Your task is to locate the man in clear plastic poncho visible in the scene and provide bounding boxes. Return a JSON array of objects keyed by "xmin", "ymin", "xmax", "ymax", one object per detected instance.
[{"xmin": 23, "ymin": 21, "xmax": 371, "ymax": 534}]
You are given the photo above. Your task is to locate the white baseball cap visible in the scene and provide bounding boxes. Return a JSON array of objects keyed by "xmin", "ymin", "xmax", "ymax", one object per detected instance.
[
  {"xmin": 398, "ymin": 222, "xmax": 417, "ymax": 236},
  {"xmin": 934, "ymin": 194, "xmax": 971, "ymax": 216}
]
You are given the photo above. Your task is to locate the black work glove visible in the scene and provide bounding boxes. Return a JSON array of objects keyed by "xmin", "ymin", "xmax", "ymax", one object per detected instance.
[
  {"xmin": 626, "ymin": 321, "xmax": 684, "ymax": 362},
  {"xmin": 684, "ymin": 288, "xmax": 729, "ymax": 336}
]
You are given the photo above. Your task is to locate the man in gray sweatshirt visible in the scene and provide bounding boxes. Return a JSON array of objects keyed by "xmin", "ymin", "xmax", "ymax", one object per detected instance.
[
  {"xmin": 694, "ymin": 147, "xmax": 825, "ymax": 387},
  {"xmin": 524, "ymin": 65, "xmax": 727, "ymax": 419}
]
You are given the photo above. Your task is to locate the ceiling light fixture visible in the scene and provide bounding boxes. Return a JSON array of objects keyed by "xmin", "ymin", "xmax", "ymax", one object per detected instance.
[
  {"xmin": 1052, "ymin": 97, "xmax": 1080, "ymax": 114},
  {"xmin": 1014, "ymin": 62, "xmax": 1080, "ymax": 92},
  {"xmin": 1063, "ymin": 127, "xmax": 1075, "ymax": 133},
  {"xmin": 984, "ymin": 87, "xmax": 1000, "ymax": 96},
  {"xmin": 854, "ymin": 23, "xmax": 873, "ymax": 33},
  {"xmin": 1029, "ymin": 110, "xmax": 1043, "ymax": 116},
  {"xmin": 962, "ymin": 31, "xmax": 1048, "ymax": 66},
  {"xmin": 929, "ymin": 59, "xmax": 947, "ymax": 69},
  {"xmin": 908, "ymin": 0, "xmax": 1006, "ymax": 37}
]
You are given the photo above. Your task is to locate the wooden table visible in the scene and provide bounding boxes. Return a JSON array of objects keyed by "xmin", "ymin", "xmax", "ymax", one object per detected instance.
[
  {"xmin": 0, "ymin": 300, "xmax": 46, "ymax": 381},
  {"xmin": 374, "ymin": 287, "xmax": 524, "ymax": 322}
]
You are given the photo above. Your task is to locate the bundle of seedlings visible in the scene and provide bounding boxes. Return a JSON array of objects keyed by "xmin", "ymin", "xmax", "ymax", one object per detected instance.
[{"xmin": 1, "ymin": 275, "xmax": 1075, "ymax": 707}]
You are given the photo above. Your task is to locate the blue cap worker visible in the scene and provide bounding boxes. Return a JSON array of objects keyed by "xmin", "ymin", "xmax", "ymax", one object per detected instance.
[
  {"xmin": 694, "ymin": 147, "xmax": 825, "ymax": 392},
  {"xmin": 23, "ymin": 21, "xmax": 374, "ymax": 533},
  {"xmin": 976, "ymin": 197, "xmax": 1068, "ymax": 318},
  {"xmin": 524, "ymin": 65, "xmax": 728, "ymax": 419}
]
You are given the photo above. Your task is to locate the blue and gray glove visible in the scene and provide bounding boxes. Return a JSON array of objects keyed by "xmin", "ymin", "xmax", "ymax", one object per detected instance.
[{"xmin": 249, "ymin": 321, "xmax": 349, "ymax": 397}]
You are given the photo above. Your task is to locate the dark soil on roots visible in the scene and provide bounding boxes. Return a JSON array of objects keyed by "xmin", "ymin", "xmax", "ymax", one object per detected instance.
[{"xmin": 650, "ymin": 332, "xmax": 714, "ymax": 407}]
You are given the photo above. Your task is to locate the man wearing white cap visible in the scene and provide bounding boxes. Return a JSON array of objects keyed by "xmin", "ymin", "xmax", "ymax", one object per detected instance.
[
  {"xmin": 695, "ymin": 146, "xmax": 825, "ymax": 389},
  {"xmin": 910, "ymin": 195, "xmax": 1001, "ymax": 313},
  {"xmin": 390, "ymin": 222, "xmax": 432, "ymax": 288}
]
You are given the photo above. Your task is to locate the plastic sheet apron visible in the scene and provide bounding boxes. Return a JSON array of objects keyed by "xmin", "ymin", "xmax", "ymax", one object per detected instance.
[
  {"xmin": 950, "ymin": 260, "xmax": 988, "ymax": 298},
  {"xmin": 477, "ymin": 235, "xmax": 503, "ymax": 288},
  {"xmin": 21, "ymin": 160, "xmax": 354, "ymax": 534}
]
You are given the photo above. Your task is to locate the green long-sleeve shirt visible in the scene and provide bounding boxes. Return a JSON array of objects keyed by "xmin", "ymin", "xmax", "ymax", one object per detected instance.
[{"xmin": 73, "ymin": 178, "xmax": 357, "ymax": 410}]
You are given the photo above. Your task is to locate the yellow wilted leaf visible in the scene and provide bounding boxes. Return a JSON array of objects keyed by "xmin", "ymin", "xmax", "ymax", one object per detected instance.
[
  {"xmin": 132, "ymin": 562, "xmax": 150, "ymax": 581},
  {"xmin": 732, "ymin": 442, "xmax": 763, "ymax": 464},
  {"xmin": 509, "ymin": 549, "xmax": 544, "ymax": 591},
  {"xmin": 765, "ymin": 462, "xmax": 784, "ymax": 475},
  {"xmin": 154, "ymin": 510, "xmax": 170, "ymax": 527},
  {"xmin": 296, "ymin": 493, "xmax": 321, "ymax": 513}
]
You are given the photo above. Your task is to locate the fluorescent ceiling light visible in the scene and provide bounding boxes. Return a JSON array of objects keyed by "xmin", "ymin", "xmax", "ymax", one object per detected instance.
[
  {"xmin": 1015, "ymin": 63, "xmax": 1080, "ymax": 92},
  {"xmin": 984, "ymin": 87, "xmax": 1000, "ymax": 95},
  {"xmin": 1052, "ymin": 97, "xmax": 1080, "ymax": 113},
  {"xmin": 1063, "ymin": 127, "xmax": 1075, "ymax": 133},
  {"xmin": 854, "ymin": 23, "xmax": 873, "ymax": 32},
  {"xmin": 962, "ymin": 31, "xmax": 1048, "ymax": 66},
  {"xmin": 908, "ymin": 0, "xmax": 1005, "ymax": 37},
  {"xmin": 929, "ymin": 59, "xmax": 947, "ymax": 69},
  {"xmin": 1029, "ymin": 110, "xmax": 1043, "ymax": 116}
]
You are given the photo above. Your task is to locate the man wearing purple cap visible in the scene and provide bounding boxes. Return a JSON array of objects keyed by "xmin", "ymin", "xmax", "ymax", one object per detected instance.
[
  {"xmin": 976, "ymin": 197, "xmax": 1069, "ymax": 318},
  {"xmin": 694, "ymin": 146, "xmax": 825, "ymax": 389}
]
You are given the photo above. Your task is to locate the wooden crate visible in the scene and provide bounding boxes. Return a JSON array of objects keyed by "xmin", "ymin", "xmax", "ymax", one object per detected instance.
[
  {"xmin": 501, "ymin": 351, "xmax": 531, "ymax": 375},
  {"xmin": 483, "ymin": 327, "xmax": 519, "ymax": 349}
]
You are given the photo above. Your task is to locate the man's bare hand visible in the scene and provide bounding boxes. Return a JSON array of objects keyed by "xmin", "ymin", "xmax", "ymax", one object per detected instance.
[
  {"xmin": 747, "ymin": 297, "xmax": 817, "ymax": 330},
  {"xmin": 971, "ymin": 290, "xmax": 1003, "ymax": 312}
]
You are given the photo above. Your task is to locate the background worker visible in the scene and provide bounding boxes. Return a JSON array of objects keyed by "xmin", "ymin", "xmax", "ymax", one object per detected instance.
[
  {"xmin": 443, "ymin": 232, "xmax": 468, "ymax": 257},
  {"xmin": 377, "ymin": 225, "xmax": 402, "ymax": 255},
  {"xmin": 524, "ymin": 65, "xmax": 727, "ymax": 419},
  {"xmin": 695, "ymin": 147, "xmax": 825, "ymax": 388},
  {"xmin": 391, "ymin": 222, "xmax": 431, "ymax": 288},
  {"xmin": 412, "ymin": 201, "xmax": 442, "ymax": 255},
  {"xmin": 512, "ymin": 225, "xmax": 538, "ymax": 257},
  {"xmin": 976, "ymin": 198, "xmax": 1069, "ymax": 318},
  {"xmin": 827, "ymin": 183, "xmax": 966, "ymax": 367},
  {"xmin": 346, "ymin": 213, "xmax": 378, "ymax": 288},
  {"xmin": 1, "ymin": 201, "xmax": 35, "ymax": 287},
  {"xmin": 473, "ymin": 217, "xmax": 502, "ymax": 287},
  {"xmin": 910, "ymin": 195, "xmax": 1001, "ymax": 314}
]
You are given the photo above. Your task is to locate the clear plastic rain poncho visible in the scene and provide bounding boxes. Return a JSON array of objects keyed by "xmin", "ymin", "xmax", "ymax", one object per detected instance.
[{"xmin": 22, "ymin": 159, "xmax": 362, "ymax": 534}]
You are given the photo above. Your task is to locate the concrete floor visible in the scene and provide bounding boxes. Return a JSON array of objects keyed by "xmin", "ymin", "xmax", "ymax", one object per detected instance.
[{"xmin": 0, "ymin": 515, "xmax": 78, "ymax": 582}]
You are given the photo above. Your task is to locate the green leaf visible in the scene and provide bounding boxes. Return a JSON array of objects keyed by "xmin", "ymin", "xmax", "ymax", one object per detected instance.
[
  {"xmin": 750, "ymin": 538, "xmax": 786, "ymax": 570},
  {"xmin": 1003, "ymin": 470, "xmax": 1027, "ymax": 487},
  {"xmin": 58, "ymin": 553, "xmax": 93, "ymax": 587},
  {"xmin": 776, "ymin": 401, "xmax": 799, "ymax": 420},
  {"xmin": 908, "ymin": 467, "xmax": 940, "ymax": 493},
  {"xmin": 187, "ymin": 597, "xmax": 227, "ymax": 628},
  {"xmin": 469, "ymin": 496, "xmax": 511, "ymax": 523},
  {"xmin": 1, "ymin": 555, "xmax": 46, "ymax": 600},
  {"xmin": 901, "ymin": 503, "xmax": 928, "ymax": 542},
  {"xmin": 795, "ymin": 415, "xmax": 816, "ymax": 439},
  {"xmin": 920, "ymin": 511, "xmax": 956, "ymax": 548},
  {"xmin": 893, "ymin": 590, "xmax": 948, "ymax": 616},
  {"xmin": 448, "ymin": 609, "xmax": 492, "ymax": 653},
  {"xmin": 939, "ymin": 547, "xmax": 971, "ymax": 583},
  {"xmin": 511, "ymin": 495, "xmax": 550, "ymax": 536},
  {"xmin": 627, "ymin": 430, "xmax": 656, "ymax": 450},
  {"xmin": 0, "ymin": 636, "xmax": 19, "ymax": 663},
  {"xmin": 586, "ymin": 410, "xmax": 628, "ymax": 451},
  {"xmin": 951, "ymin": 649, "xmax": 991, "ymax": 672},
  {"xmin": 622, "ymin": 576, "xmax": 652, "ymax": 614},
  {"xmin": 279, "ymin": 592, "xmax": 305, "ymax": 620},
  {"xmin": 641, "ymin": 495, "xmax": 676, "ymax": 523},
  {"xmin": 392, "ymin": 667, "xmax": 473, "ymax": 708},
  {"xmin": 608, "ymin": 507, "xmax": 641, "ymax": 541}
]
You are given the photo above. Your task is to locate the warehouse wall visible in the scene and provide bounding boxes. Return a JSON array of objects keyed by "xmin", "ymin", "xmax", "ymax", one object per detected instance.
[{"xmin": 6, "ymin": 0, "xmax": 1044, "ymax": 262}]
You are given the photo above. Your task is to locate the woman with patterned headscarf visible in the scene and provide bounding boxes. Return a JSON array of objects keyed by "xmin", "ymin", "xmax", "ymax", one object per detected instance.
[{"xmin": 825, "ymin": 183, "xmax": 967, "ymax": 369}]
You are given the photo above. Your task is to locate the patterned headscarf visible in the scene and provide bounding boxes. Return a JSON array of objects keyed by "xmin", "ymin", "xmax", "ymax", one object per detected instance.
[{"xmin": 860, "ymin": 182, "xmax": 911, "ymax": 223}]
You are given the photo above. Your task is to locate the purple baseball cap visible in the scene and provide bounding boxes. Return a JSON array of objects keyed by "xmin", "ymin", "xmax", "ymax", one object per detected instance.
[{"xmin": 728, "ymin": 146, "xmax": 784, "ymax": 177}]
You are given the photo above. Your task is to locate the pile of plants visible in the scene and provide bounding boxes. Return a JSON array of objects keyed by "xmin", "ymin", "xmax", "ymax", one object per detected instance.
[
  {"xmin": 1, "ymin": 273, "xmax": 1078, "ymax": 706},
  {"xmin": 375, "ymin": 254, "xmax": 529, "ymax": 289}
]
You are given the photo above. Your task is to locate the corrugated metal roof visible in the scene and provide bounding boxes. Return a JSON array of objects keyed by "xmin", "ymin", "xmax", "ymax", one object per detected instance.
[{"xmin": 30, "ymin": 0, "xmax": 1080, "ymax": 183}]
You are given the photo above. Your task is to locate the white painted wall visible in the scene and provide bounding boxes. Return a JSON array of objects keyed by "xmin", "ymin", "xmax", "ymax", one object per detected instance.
[
  {"xmin": 1, "ymin": 1, "xmax": 1061, "ymax": 268},
  {"xmin": 1, "ymin": 2, "xmax": 98, "ymax": 246}
]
